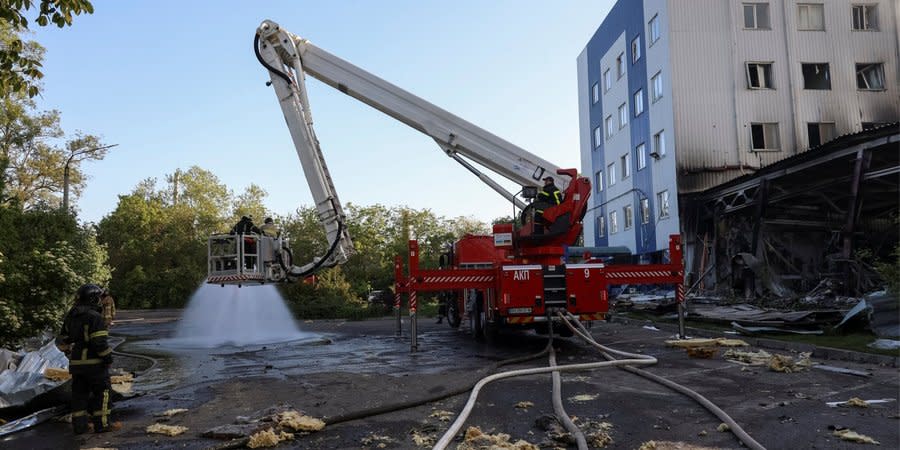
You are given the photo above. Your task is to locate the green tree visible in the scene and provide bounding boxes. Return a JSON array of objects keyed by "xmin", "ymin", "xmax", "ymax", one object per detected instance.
[
  {"xmin": 232, "ymin": 183, "xmax": 269, "ymax": 223},
  {"xmin": 0, "ymin": 0, "xmax": 94, "ymax": 97}
]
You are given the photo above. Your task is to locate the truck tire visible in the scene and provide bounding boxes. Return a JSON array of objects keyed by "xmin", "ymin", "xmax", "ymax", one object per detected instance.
[
  {"xmin": 447, "ymin": 298, "xmax": 461, "ymax": 329},
  {"xmin": 472, "ymin": 292, "xmax": 485, "ymax": 341}
]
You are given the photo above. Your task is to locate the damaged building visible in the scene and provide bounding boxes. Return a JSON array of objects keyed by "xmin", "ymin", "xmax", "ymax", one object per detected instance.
[{"xmin": 577, "ymin": 0, "xmax": 899, "ymax": 294}]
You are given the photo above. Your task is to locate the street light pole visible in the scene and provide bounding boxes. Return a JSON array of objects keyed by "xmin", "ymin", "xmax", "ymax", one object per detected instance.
[{"xmin": 63, "ymin": 143, "xmax": 118, "ymax": 212}]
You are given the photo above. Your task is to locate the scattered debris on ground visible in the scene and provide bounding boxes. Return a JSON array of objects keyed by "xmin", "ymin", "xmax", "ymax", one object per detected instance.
[
  {"xmin": 716, "ymin": 423, "xmax": 730, "ymax": 432},
  {"xmin": 145, "ymin": 423, "xmax": 188, "ymax": 436},
  {"xmin": 42, "ymin": 367, "xmax": 70, "ymax": 381},
  {"xmin": 82, "ymin": 447, "xmax": 118, "ymax": 450},
  {"xmin": 110, "ymin": 371, "xmax": 134, "ymax": 394},
  {"xmin": 827, "ymin": 398, "xmax": 895, "ymax": 408},
  {"xmin": 410, "ymin": 427, "xmax": 436, "ymax": 447},
  {"xmin": 579, "ymin": 419, "xmax": 613, "ymax": 448},
  {"xmin": 685, "ymin": 347, "xmax": 718, "ymax": 359},
  {"xmin": 201, "ymin": 405, "xmax": 323, "ymax": 442},
  {"xmin": 514, "ymin": 401, "xmax": 534, "ymax": 409},
  {"xmin": 277, "ymin": 410, "xmax": 325, "ymax": 432},
  {"xmin": 723, "ymin": 349, "xmax": 813, "ymax": 372},
  {"xmin": 665, "ymin": 338, "xmax": 748, "ymax": 348},
  {"xmin": 429, "ymin": 409, "xmax": 455, "ymax": 421},
  {"xmin": 457, "ymin": 426, "xmax": 538, "ymax": 450},
  {"xmin": 534, "ymin": 414, "xmax": 572, "ymax": 445},
  {"xmin": 844, "ymin": 397, "xmax": 870, "ymax": 408},
  {"xmin": 247, "ymin": 428, "xmax": 294, "ymax": 448},
  {"xmin": 637, "ymin": 441, "xmax": 723, "ymax": 450},
  {"xmin": 697, "ymin": 430, "xmax": 707, "ymax": 436},
  {"xmin": 154, "ymin": 408, "xmax": 188, "ymax": 417},
  {"xmin": 361, "ymin": 433, "xmax": 395, "ymax": 448},
  {"xmin": 568, "ymin": 394, "xmax": 599, "ymax": 403},
  {"xmin": 833, "ymin": 428, "xmax": 880, "ymax": 445}
]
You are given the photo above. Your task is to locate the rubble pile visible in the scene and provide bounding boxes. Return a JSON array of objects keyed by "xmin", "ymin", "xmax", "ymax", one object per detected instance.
[{"xmin": 457, "ymin": 426, "xmax": 538, "ymax": 450}]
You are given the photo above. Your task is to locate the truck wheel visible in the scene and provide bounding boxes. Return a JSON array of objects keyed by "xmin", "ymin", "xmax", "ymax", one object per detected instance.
[{"xmin": 472, "ymin": 293, "xmax": 485, "ymax": 341}]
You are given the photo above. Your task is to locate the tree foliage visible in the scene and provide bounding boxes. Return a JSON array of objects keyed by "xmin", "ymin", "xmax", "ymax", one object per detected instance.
[{"xmin": 0, "ymin": 0, "xmax": 94, "ymax": 97}]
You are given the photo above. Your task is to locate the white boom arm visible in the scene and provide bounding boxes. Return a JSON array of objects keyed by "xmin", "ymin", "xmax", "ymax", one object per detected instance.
[
  {"xmin": 255, "ymin": 20, "xmax": 567, "ymax": 213},
  {"xmin": 255, "ymin": 22, "xmax": 353, "ymax": 277}
]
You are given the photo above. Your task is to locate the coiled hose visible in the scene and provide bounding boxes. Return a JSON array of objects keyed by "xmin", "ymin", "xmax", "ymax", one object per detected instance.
[{"xmin": 559, "ymin": 312, "xmax": 766, "ymax": 450}]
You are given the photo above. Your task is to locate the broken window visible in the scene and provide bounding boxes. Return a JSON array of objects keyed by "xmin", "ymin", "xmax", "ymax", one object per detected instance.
[
  {"xmin": 637, "ymin": 143, "xmax": 646, "ymax": 170},
  {"xmin": 743, "ymin": 3, "xmax": 771, "ymax": 29},
  {"xmin": 593, "ymin": 126, "xmax": 602, "ymax": 148},
  {"xmin": 649, "ymin": 14, "xmax": 660, "ymax": 44},
  {"xmin": 610, "ymin": 211, "xmax": 618, "ymax": 234},
  {"xmin": 802, "ymin": 63, "xmax": 831, "ymax": 89},
  {"xmin": 632, "ymin": 36, "xmax": 641, "ymax": 63},
  {"xmin": 624, "ymin": 205, "xmax": 634, "ymax": 230},
  {"xmin": 608, "ymin": 163, "xmax": 616, "ymax": 187},
  {"xmin": 617, "ymin": 52, "xmax": 625, "ymax": 79},
  {"xmin": 597, "ymin": 215, "xmax": 606, "ymax": 237},
  {"xmin": 619, "ymin": 102, "xmax": 628, "ymax": 128},
  {"xmin": 605, "ymin": 115, "xmax": 614, "ymax": 139},
  {"xmin": 807, "ymin": 122, "xmax": 836, "ymax": 147},
  {"xmin": 621, "ymin": 152, "xmax": 631, "ymax": 179},
  {"xmin": 604, "ymin": 69, "xmax": 611, "ymax": 92},
  {"xmin": 862, "ymin": 122, "xmax": 889, "ymax": 130},
  {"xmin": 634, "ymin": 89, "xmax": 644, "ymax": 116},
  {"xmin": 750, "ymin": 122, "xmax": 780, "ymax": 150},
  {"xmin": 640, "ymin": 198, "xmax": 650, "ymax": 224},
  {"xmin": 651, "ymin": 71, "xmax": 663, "ymax": 102},
  {"xmin": 856, "ymin": 63, "xmax": 885, "ymax": 90},
  {"xmin": 798, "ymin": 4, "xmax": 825, "ymax": 30},
  {"xmin": 652, "ymin": 130, "xmax": 666, "ymax": 158},
  {"xmin": 591, "ymin": 82, "xmax": 600, "ymax": 104},
  {"xmin": 746, "ymin": 62, "xmax": 774, "ymax": 89},
  {"xmin": 657, "ymin": 190, "xmax": 670, "ymax": 219},
  {"xmin": 852, "ymin": 5, "xmax": 877, "ymax": 30},
  {"xmin": 595, "ymin": 170, "xmax": 603, "ymax": 192}
]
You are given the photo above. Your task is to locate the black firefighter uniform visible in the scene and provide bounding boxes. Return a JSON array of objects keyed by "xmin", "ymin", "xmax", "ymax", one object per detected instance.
[{"xmin": 56, "ymin": 304, "xmax": 113, "ymax": 433}]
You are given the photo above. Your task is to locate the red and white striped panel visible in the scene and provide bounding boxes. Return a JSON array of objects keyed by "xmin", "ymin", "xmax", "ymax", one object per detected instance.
[
  {"xmin": 606, "ymin": 271, "xmax": 671, "ymax": 279},
  {"xmin": 420, "ymin": 275, "xmax": 494, "ymax": 284}
]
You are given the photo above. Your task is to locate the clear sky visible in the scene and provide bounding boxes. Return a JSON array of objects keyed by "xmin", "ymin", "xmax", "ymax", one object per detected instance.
[{"xmin": 32, "ymin": 0, "xmax": 614, "ymax": 225}]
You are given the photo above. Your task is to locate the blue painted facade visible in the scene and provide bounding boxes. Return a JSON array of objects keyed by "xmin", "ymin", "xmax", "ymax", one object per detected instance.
[{"xmin": 579, "ymin": 0, "xmax": 661, "ymax": 256}]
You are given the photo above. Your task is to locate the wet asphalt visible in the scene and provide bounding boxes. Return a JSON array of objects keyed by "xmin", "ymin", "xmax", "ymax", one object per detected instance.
[{"xmin": 3, "ymin": 309, "xmax": 898, "ymax": 450}]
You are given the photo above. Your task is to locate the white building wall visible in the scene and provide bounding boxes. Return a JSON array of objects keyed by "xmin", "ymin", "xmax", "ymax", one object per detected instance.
[
  {"xmin": 598, "ymin": 32, "xmax": 639, "ymax": 251},
  {"xmin": 645, "ymin": 0, "xmax": 681, "ymax": 254},
  {"xmin": 577, "ymin": 48, "xmax": 596, "ymax": 247}
]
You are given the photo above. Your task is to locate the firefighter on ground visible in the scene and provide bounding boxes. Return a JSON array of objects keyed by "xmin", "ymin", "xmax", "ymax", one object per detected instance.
[
  {"xmin": 56, "ymin": 284, "xmax": 114, "ymax": 434},
  {"xmin": 533, "ymin": 176, "xmax": 563, "ymax": 233}
]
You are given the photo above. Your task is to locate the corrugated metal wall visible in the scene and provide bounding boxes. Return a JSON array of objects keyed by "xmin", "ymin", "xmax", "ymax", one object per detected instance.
[{"xmin": 669, "ymin": 0, "xmax": 899, "ymax": 193}]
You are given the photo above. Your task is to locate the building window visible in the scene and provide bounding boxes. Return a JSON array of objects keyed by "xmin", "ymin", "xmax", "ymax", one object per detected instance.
[
  {"xmin": 591, "ymin": 82, "xmax": 600, "ymax": 104},
  {"xmin": 608, "ymin": 163, "xmax": 616, "ymax": 187},
  {"xmin": 657, "ymin": 190, "xmax": 670, "ymax": 219},
  {"xmin": 801, "ymin": 63, "xmax": 831, "ymax": 89},
  {"xmin": 636, "ymin": 143, "xmax": 646, "ymax": 170},
  {"xmin": 631, "ymin": 36, "xmax": 641, "ymax": 63},
  {"xmin": 603, "ymin": 69, "xmax": 611, "ymax": 92},
  {"xmin": 807, "ymin": 122, "xmax": 836, "ymax": 147},
  {"xmin": 616, "ymin": 52, "xmax": 625, "ymax": 79},
  {"xmin": 743, "ymin": 3, "xmax": 771, "ymax": 29},
  {"xmin": 597, "ymin": 215, "xmax": 606, "ymax": 238},
  {"xmin": 651, "ymin": 130, "xmax": 666, "ymax": 158},
  {"xmin": 651, "ymin": 71, "xmax": 663, "ymax": 103},
  {"xmin": 634, "ymin": 89, "xmax": 644, "ymax": 116},
  {"xmin": 624, "ymin": 205, "xmax": 634, "ymax": 230},
  {"xmin": 750, "ymin": 123, "xmax": 780, "ymax": 151},
  {"xmin": 798, "ymin": 4, "xmax": 825, "ymax": 31},
  {"xmin": 649, "ymin": 14, "xmax": 660, "ymax": 45},
  {"xmin": 640, "ymin": 198, "xmax": 650, "ymax": 224},
  {"xmin": 593, "ymin": 126, "xmax": 602, "ymax": 148},
  {"xmin": 746, "ymin": 62, "xmax": 774, "ymax": 89},
  {"xmin": 856, "ymin": 63, "xmax": 885, "ymax": 90},
  {"xmin": 621, "ymin": 153, "xmax": 631, "ymax": 180},
  {"xmin": 862, "ymin": 122, "xmax": 890, "ymax": 130},
  {"xmin": 852, "ymin": 4, "xmax": 877, "ymax": 30},
  {"xmin": 605, "ymin": 115, "xmax": 614, "ymax": 139},
  {"xmin": 610, "ymin": 211, "xmax": 618, "ymax": 234},
  {"xmin": 618, "ymin": 103, "xmax": 628, "ymax": 128},
  {"xmin": 594, "ymin": 171, "xmax": 603, "ymax": 192}
]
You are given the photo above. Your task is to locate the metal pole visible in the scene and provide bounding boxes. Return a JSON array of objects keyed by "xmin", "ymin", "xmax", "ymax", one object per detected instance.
[
  {"xmin": 676, "ymin": 283, "xmax": 686, "ymax": 339},
  {"xmin": 395, "ymin": 290, "xmax": 402, "ymax": 336},
  {"xmin": 410, "ymin": 289, "xmax": 418, "ymax": 352}
]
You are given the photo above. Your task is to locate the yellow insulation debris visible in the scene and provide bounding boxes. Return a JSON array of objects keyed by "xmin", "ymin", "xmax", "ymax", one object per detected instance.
[
  {"xmin": 429, "ymin": 409, "xmax": 455, "ymax": 421},
  {"xmin": 145, "ymin": 423, "xmax": 188, "ymax": 436},
  {"xmin": 156, "ymin": 408, "xmax": 188, "ymax": 417},
  {"xmin": 514, "ymin": 401, "xmax": 534, "ymax": 409},
  {"xmin": 666, "ymin": 338, "xmax": 749, "ymax": 348},
  {"xmin": 43, "ymin": 367, "xmax": 70, "ymax": 381},
  {"xmin": 247, "ymin": 428, "xmax": 294, "ymax": 448},
  {"xmin": 458, "ymin": 426, "xmax": 539, "ymax": 450},
  {"xmin": 568, "ymin": 394, "xmax": 599, "ymax": 403},
  {"xmin": 845, "ymin": 397, "xmax": 870, "ymax": 408},
  {"xmin": 277, "ymin": 410, "xmax": 325, "ymax": 431},
  {"xmin": 638, "ymin": 441, "xmax": 723, "ymax": 450},
  {"xmin": 833, "ymin": 429, "xmax": 880, "ymax": 445}
]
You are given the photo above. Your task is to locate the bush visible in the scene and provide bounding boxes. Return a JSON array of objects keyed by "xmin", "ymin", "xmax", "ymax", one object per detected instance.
[{"xmin": 280, "ymin": 267, "xmax": 386, "ymax": 320}]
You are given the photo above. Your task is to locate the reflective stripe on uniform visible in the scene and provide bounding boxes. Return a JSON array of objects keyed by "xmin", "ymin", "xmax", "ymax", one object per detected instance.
[
  {"xmin": 93, "ymin": 389, "xmax": 111, "ymax": 428},
  {"xmin": 97, "ymin": 348, "xmax": 112, "ymax": 357},
  {"xmin": 83, "ymin": 325, "xmax": 89, "ymax": 341},
  {"xmin": 89, "ymin": 330, "xmax": 108, "ymax": 339},
  {"xmin": 69, "ymin": 358, "xmax": 104, "ymax": 366},
  {"xmin": 71, "ymin": 410, "xmax": 88, "ymax": 417}
]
